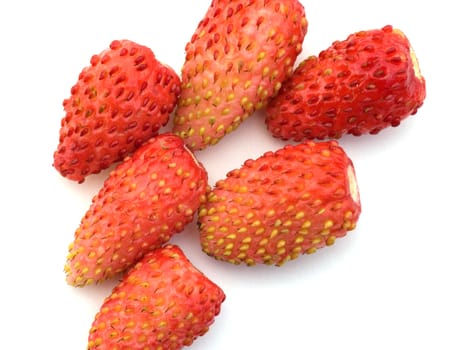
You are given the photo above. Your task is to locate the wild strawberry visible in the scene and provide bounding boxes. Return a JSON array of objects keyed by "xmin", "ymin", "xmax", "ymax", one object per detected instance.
[
  {"xmin": 265, "ymin": 25, "xmax": 426, "ymax": 141},
  {"xmin": 199, "ymin": 140, "xmax": 361, "ymax": 266},
  {"xmin": 54, "ymin": 39, "xmax": 181, "ymax": 183},
  {"xmin": 65, "ymin": 133, "xmax": 208, "ymax": 286},
  {"xmin": 173, "ymin": 0, "xmax": 308, "ymax": 151},
  {"xmin": 87, "ymin": 245, "xmax": 225, "ymax": 350}
]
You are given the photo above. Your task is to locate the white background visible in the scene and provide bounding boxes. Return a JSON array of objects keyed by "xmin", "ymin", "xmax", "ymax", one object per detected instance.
[{"xmin": 1, "ymin": 1, "xmax": 473, "ymax": 349}]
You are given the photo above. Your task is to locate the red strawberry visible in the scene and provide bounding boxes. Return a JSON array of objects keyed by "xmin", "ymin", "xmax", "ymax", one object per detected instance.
[
  {"xmin": 173, "ymin": 0, "xmax": 308, "ymax": 151},
  {"xmin": 65, "ymin": 133, "xmax": 208, "ymax": 286},
  {"xmin": 54, "ymin": 39, "xmax": 181, "ymax": 183},
  {"xmin": 87, "ymin": 244, "xmax": 225, "ymax": 350},
  {"xmin": 199, "ymin": 140, "xmax": 361, "ymax": 266},
  {"xmin": 265, "ymin": 25, "xmax": 426, "ymax": 141}
]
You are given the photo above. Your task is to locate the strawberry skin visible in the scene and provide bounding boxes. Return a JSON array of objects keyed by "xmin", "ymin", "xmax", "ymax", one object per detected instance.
[
  {"xmin": 54, "ymin": 39, "xmax": 181, "ymax": 183},
  {"xmin": 88, "ymin": 245, "xmax": 225, "ymax": 350},
  {"xmin": 173, "ymin": 0, "xmax": 308, "ymax": 151},
  {"xmin": 65, "ymin": 133, "xmax": 208, "ymax": 286},
  {"xmin": 199, "ymin": 140, "xmax": 361, "ymax": 266},
  {"xmin": 266, "ymin": 25, "xmax": 426, "ymax": 141}
]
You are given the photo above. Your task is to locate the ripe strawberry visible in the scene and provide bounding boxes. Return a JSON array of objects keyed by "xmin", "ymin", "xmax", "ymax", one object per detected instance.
[
  {"xmin": 87, "ymin": 244, "xmax": 225, "ymax": 350},
  {"xmin": 65, "ymin": 133, "xmax": 208, "ymax": 286},
  {"xmin": 265, "ymin": 25, "xmax": 426, "ymax": 141},
  {"xmin": 173, "ymin": 0, "xmax": 308, "ymax": 151},
  {"xmin": 54, "ymin": 39, "xmax": 181, "ymax": 183},
  {"xmin": 199, "ymin": 140, "xmax": 361, "ymax": 266}
]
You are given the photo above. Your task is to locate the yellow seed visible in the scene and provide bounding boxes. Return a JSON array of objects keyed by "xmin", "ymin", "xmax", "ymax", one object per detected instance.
[
  {"xmin": 274, "ymin": 82, "xmax": 282, "ymax": 93},
  {"xmin": 238, "ymin": 186, "xmax": 248, "ymax": 193},
  {"xmin": 237, "ymin": 227, "xmax": 248, "ymax": 233},
  {"xmin": 302, "ymin": 220, "xmax": 312, "ymax": 229},
  {"xmin": 92, "ymin": 338, "xmax": 102, "ymax": 346},
  {"xmin": 326, "ymin": 236, "xmax": 336, "ymax": 246},
  {"xmin": 324, "ymin": 220, "xmax": 334, "ymax": 229},
  {"xmin": 263, "ymin": 255, "xmax": 273, "ymax": 264},
  {"xmin": 295, "ymin": 211, "xmax": 305, "ymax": 220},
  {"xmin": 244, "ymin": 101, "xmax": 254, "ymax": 111},
  {"xmin": 208, "ymin": 207, "xmax": 217, "ymax": 215},
  {"xmin": 277, "ymin": 240, "xmax": 286, "ymax": 248},
  {"xmin": 276, "ymin": 48, "xmax": 286, "ymax": 59},
  {"xmin": 251, "ymin": 220, "xmax": 261, "ymax": 227},
  {"xmin": 292, "ymin": 246, "xmax": 302, "ymax": 254},
  {"xmin": 295, "ymin": 236, "xmax": 304, "ymax": 244},
  {"xmin": 270, "ymin": 229, "xmax": 279, "ymax": 239},
  {"xmin": 237, "ymin": 252, "xmax": 247, "ymax": 259},
  {"xmin": 245, "ymin": 258, "xmax": 256, "ymax": 266},
  {"xmin": 242, "ymin": 237, "xmax": 252, "ymax": 244},
  {"xmin": 302, "ymin": 193, "xmax": 311, "ymax": 200}
]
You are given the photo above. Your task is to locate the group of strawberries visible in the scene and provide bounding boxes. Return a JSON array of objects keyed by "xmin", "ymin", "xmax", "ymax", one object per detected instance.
[{"xmin": 53, "ymin": 0, "xmax": 426, "ymax": 349}]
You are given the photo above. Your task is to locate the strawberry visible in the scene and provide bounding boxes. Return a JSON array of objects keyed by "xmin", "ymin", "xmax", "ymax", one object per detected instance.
[
  {"xmin": 199, "ymin": 140, "xmax": 361, "ymax": 266},
  {"xmin": 87, "ymin": 244, "xmax": 225, "ymax": 350},
  {"xmin": 265, "ymin": 25, "xmax": 426, "ymax": 141},
  {"xmin": 65, "ymin": 133, "xmax": 208, "ymax": 286},
  {"xmin": 173, "ymin": 0, "xmax": 308, "ymax": 151},
  {"xmin": 54, "ymin": 39, "xmax": 181, "ymax": 183}
]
